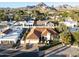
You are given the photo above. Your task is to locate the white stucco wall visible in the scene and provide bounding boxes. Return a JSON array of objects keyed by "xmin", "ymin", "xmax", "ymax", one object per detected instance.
[{"xmin": 25, "ymin": 39, "xmax": 39, "ymax": 44}]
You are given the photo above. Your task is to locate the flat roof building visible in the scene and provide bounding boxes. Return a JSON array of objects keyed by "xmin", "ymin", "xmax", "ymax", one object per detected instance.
[{"xmin": 0, "ymin": 26, "xmax": 23, "ymax": 44}]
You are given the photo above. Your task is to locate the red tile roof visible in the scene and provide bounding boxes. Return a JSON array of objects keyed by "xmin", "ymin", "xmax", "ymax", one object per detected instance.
[
  {"xmin": 41, "ymin": 28, "xmax": 58, "ymax": 36},
  {"xmin": 35, "ymin": 28, "xmax": 46, "ymax": 33},
  {"xmin": 26, "ymin": 28, "xmax": 58, "ymax": 40},
  {"xmin": 41, "ymin": 29, "xmax": 50, "ymax": 36},
  {"xmin": 26, "ymin": 29, "xmax": 41, "ymax": 39}
]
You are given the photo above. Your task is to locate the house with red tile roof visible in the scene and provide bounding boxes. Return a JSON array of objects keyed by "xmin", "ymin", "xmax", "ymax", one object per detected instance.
[{"xmin": 24, "ymin": 28, "xmax": 58, "ymax": 44}]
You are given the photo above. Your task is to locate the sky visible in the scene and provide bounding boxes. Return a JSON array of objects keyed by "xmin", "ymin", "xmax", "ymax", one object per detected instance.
[{"xmin": 0, "ymin": 2, "xmax": 79, "ymax": 8}]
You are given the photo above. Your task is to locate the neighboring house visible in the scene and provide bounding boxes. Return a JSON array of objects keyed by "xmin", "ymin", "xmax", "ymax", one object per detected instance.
[
  {"xmin": 64, "ymin": 17, "xmax": 77, "ymax": 28},
  {"xmin": 14, "ymin": 20, "xmax": 34, "ymax": 26},
  {"xmin": 22, "ymin": 28, "xmax": 58, "ymax": 46},
  {"xmin": 59, "ymin": 17, "xmax": 77, "ymax": 28},
  {"xmin": 34, "ymin": 20, "xmax": 48, "ymax": 26},
  {"xmin": 26, "ymin": 20, "xmax": 34, "ymax": 26},
  {"xmin": 69, "ymin": 27, "xmax": 79, "ymax": 32},
  {"xmin": 0, "ymin": 27, "xmax": 23, "ymax": 45},
  {"xmin": 14, "ymin": 21, "xmax": 26, "ymax": 26},
  {"xmin": 34, "ymin": 20, "xmax": 58, "ymax": 27},
  {"xmin": 46, "ymin": 22, "xmax": 54, "ymax": 26},
  {"xmin": 46, "ymin": 21, "xmax": 59, "ymax": 26},
  {"xmin": 63, "ymin": 20, "xmax": 77, "ymax": 28}
]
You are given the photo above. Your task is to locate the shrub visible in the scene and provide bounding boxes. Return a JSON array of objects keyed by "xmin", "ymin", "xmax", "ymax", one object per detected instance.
[{"xmin": 39, "ymin": 40, "xmax": 61, "ymax": 51}]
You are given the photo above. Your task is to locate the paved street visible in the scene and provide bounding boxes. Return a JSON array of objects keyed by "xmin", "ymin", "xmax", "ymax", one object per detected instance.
[
  {"xmin": 0, "ymin": 44, "xmax": 79, "ymax": 57},
  {"xmin": 0, "ymin": 45, "xmax": 39, "ymax": 57},
  {"xmin": 44, "ymin": 44, "xmax": 79, "ymax": 57},
  {"xmin": 13, "ymin": 52, "xmax": 39, "ymax": 57}
]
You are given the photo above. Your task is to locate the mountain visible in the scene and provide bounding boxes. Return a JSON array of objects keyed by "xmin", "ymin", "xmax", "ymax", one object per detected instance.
[
  {"xmin": 34, "ymin": 2, "xmax": 57, "ymax": 12},
  {"xmin": 58, "ymin": 4, "xmax": 73, "ymax": 9},
  {"xmin": 35, "ymin": 2, "xmax": 48, "ymax": 8},
  {"xmin": 55, "ymin": 4, "xmax": 78, "ymax": 11},
  {"xmin": 1, "ymin": 2, "xmax": 78, "ymax": 11},
  {"xmin": 17, "ymin": 3, "xmax": 48, "ymax": 10},
  {"xmin": 50, "ymin": 5, "xmax": 57, "ymax": 11},
  {"xmin": 26, "ymin": 6, "xmax": 35, "ymax": 9}
]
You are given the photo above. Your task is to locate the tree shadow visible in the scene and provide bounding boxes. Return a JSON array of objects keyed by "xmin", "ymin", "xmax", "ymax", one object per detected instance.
[
  {"xmin": 0, "ymin": 49, "xmax": 40, "ymax": 57},
  {"xmin": 46, "ymin": 46, "xmax": 69, "ymax": 56},
  {"xmin": 70, "ymin": 33, "xmax": 75, "ymax": 45},
  {"xmin": 44, "ymin": 45, "xmax": 66, "ymax": 56},
  {"xmin": 52, "ymin": 46, "xmax": 70, "ymax": 55},
  {"xmin": 0, "ymin": 45, "xmax": 70, "ymax": 57},
  {"xmin": 46, "ymin": 46, "xmax": 70, "ymax": 57},
  {"xmin": 48, "ymin": 54, "xmax": 66, "ymax": 57}
]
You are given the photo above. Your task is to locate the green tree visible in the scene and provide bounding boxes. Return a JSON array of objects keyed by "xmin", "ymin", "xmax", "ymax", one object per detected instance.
[
  {"xmin": 60, "ymin": 31, "xmax": 71, "ymax": 45},
  {"xmin": 56, "ymin": 23, "xmax": 68, "ymax": 33},
  {"xmin": 72, "ymin": 31, "xmax": 79, "ymax": 46},
  {"xmin": 31, "ymin": 10, "xmax": 48, "ymax": 20},
  {"xmin": 0, "ymin": 10, "xmax": 5, "ymax": 21},
  {"xmin": 14, "ymin": 14, "xmax": 20, "ymax": 21}
]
